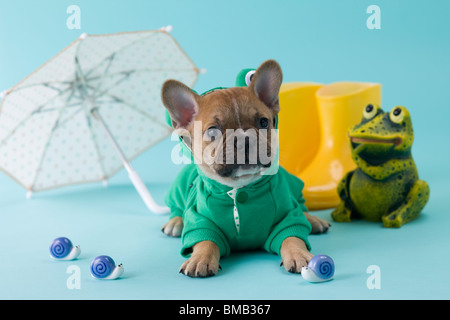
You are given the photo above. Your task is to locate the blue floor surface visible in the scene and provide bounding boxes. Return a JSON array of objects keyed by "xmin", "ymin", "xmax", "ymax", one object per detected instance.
[
  {"xmin": 0, "ymin": 138, "xmax": 448, "ymax": 300},
  {"xmin": 1, "ymin": 0, "xmax": 449, "ymax": 301}
]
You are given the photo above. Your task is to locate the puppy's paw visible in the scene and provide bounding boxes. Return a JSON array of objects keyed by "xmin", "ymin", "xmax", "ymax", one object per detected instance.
[
  {"xmin": 305, "ymin": 212, "xmax": 331, "ymax": 234},
  {"xmin": 179, "ymin": 241, "xmax": 220, "ymax": 278},
  {"xmin": 280, "ymin": 237, "xmax": 314, "ymax": 273},
  {"xmin": 161, "ymin": 216, "xmax": 183, "ymax": 237},
  {"xmin": 180, "ymin": 255, "xmax": 220, "ymax": 278},
  {"xmin": 281, "ymin": 251, "xmax": 313, "ymax": 274}
]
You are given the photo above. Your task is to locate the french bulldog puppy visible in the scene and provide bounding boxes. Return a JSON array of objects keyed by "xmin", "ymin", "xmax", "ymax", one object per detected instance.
[{"xmin": 161, "ymin": 60, "xmax": 329, "ymax": 277}]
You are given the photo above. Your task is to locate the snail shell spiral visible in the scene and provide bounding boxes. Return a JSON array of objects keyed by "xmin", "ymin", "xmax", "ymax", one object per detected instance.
[
  {"xmin": 301, "ymin": 254, "xmax": 335, "ymax": 282},
  {"xmin": 90, "ymin": 255, "xmax": 114, "ymax": 279},
  {"xmin": 308, "ymin": 255, "xmax": 335, "ymax": 279},
  {"xmin": 50, "ymin": 237, "xmax": 80, "ymax": 260},
  {"xmin": 90, "ymin": 255, "xmax": 124, "ymax": 280}
]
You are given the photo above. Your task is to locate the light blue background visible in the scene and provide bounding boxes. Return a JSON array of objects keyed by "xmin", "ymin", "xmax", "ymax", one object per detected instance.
[{"xmin": 0, "ymin": 0, "xmax": 449, "ymax": 299}]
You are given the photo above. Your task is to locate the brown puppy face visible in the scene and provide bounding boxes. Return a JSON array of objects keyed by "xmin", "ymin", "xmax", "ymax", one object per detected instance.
[{"xmin": 162, "ymin": 60, "xmax": 283, "ymax": 187}]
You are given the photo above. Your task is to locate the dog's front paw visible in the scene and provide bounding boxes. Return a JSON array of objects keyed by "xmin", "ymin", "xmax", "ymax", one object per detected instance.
[
  {"xmin": 280, "ymin": 237, "xmax": 314, "ymax": 273},
  {"xmin": 179, "ymin": 241, "xmax": 220, "ymax": 278},
  {"xmin": 180, "ymin": 256, "xmax": 221, "ymax": 278},
  {"xmin": 162, "ymin": 216, "xmax": 183, "ymax": 237},
  {"xmin": 305, "ymin": 212, "xmax": 331, "ymax": 234}
]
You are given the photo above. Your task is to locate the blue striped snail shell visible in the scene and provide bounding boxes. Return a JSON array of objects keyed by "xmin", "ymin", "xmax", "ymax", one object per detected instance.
[
  {"xmin": 90, "ymin": 255, "xmax": 114, "ymax": 279},
  {"xmin": 308, "ymin": 255, "xmax": 335, "ymax": 280},
  {"xmin": 50, "ymin": 237, "xmax": 80, "ymax": 260}
]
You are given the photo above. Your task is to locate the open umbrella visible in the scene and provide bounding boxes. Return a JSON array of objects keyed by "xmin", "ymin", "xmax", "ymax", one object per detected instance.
[{"xmin": 0, "ymin": 27, "xmax": 200, "ymax": 214}]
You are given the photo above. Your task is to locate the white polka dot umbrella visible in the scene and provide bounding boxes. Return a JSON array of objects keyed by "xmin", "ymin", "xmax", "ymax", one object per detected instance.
[{"xmin": 0, "ymin": 27, "xmax": 200, "ymax": 214}]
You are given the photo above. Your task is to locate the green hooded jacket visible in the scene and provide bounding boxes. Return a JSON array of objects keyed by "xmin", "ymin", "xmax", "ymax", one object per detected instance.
[{"xmin": 165, "ymin": 164, "xmax": 312, "ymax": 258}]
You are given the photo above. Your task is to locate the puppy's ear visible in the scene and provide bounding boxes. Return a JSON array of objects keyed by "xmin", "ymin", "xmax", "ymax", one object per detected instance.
[
  {"xmin": 249, "ymin": 60, "xmax": 283, "ymax": 113},
  {"xmin": 161, "ymin": 80, "xmax": 199, "ymax": 128}
]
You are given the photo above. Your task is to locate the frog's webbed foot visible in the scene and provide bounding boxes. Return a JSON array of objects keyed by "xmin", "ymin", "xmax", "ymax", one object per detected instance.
[
  {"xmin": 382, "ymin": 180, "xmax": 430, "ymax": 228},
  {"xmin": 331, "ymin": 201, "xmax": 353, "ymax": 222},
  {"xmin": 331, "ymin": 171, "xmax": 356, "ymax": 222}
]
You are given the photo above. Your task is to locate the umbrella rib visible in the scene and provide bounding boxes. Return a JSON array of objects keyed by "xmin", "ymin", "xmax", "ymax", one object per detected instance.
[
  {"xmin": 88, "ymin": 53, "xmax": 116, "ymax": 97},
  {"xmin": 52, "ymin": 105, "xmax": 85, "ymax": 130},
  {"xmin": 74, "ymin": 56, "xmax": 90, "ymax": 97},
  {"xmin": 81, "ymin": 79, "xmax": 170, "ymax": 128},
  {"xmin": 84, "ymin": 113, "xmax": 108, "ymax": 181},
  {"xmin": 73, "ymin": 31, "xmax": 161, "ymax": 84},
  {"xmin": 84, "ymin": 68, "xmax": 196, "ymax": 109},
  {"xmin": 29, "ymin": 110, "xmax": 108, "ymax": 189},
  {"xmin": 116, "ymin": 99, "xmax": 169, "ymax": 128},
  {"xmin": 51, "ymin": 51, "xmax": 109, "ymax": 180},
  {"xmin": 36, "ymin": 102, "xmax": 81, "ymax": 113},
  {"xmin": 1, "ymin": 29, "xmax": 200, "ymax": 196},
  {"xmin": 90, "ymin": 71, "xmax": 133, "ymax": 100},
  {"xmin": 27, "ymin": 86, "xmax": 88, "ymax": 189},
  {"xmin": 36, "ymin": 87, "xmax": 86, "ymax": 129},
  {"xmin": 71, "ymin": 30, "xmax": 198, "ymax": 102},
  {"xmin": 2, "ymin": 81, "xmax": 73, "ymax": 94},
  {"xmin": 88, "ymin": 88, "xmax": 170, "ymax": 129},
  {"xmin": 84, "ymin": 53, "xmax": 114, "ymax": 79},
  {"xmin": 0, "ymin": 85, "xmax": 74, "ymax": 148},
  {"xmin": 28, "ymin": 106, "xmax": 67, "ymax": 190},
  {"xmin": 5, "ymin": 67, "xmax": 195, "ymax": 97},
  {"xmin": 2, "ymin": 38, "xmax": 195, "ymax": 147}
]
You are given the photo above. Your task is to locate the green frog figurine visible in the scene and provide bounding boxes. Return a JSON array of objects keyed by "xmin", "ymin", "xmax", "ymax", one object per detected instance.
[{"xmin": 331, "ymin": 104, "xmax": 430, "ymax": 227}]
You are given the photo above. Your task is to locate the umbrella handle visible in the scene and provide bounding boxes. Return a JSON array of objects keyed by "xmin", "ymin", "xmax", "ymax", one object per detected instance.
[
  {"xmin": 128, "ymin": 167, "xmax": 170, "ymax": 215},
  {"xmin": 91, "ymin": 108, "xmax": 169, "ymax": 215}
]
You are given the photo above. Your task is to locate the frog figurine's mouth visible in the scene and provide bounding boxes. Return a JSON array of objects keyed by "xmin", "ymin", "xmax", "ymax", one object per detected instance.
[{"xmin": 349, "ymin": 134, "xmax": 403, "ymax": 149}]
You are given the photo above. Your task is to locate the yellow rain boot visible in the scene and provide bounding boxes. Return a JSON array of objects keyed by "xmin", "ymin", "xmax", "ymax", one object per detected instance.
[
  {"xmin": 278, "ymin": 82, "xmax": 324, "ymax": 178},
  {"xmin": 279, "ymin": 82, "xmax": 381, "ymax": 210}
]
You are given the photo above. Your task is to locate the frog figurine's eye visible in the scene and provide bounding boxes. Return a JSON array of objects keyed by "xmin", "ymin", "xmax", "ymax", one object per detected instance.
[
  {"xmin": 245, "ymin": 70, "xmax": 256, "ymax": 86},
  {"xmin": 389, "ymin": 107, "xmax": 405, "ymax": 124},
  {"xmin": 363, "ymin": 104, "xmax": 378, "ymax": 120}
]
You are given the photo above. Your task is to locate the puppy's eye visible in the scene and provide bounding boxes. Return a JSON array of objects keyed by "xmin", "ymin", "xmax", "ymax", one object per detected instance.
[
  {"xmin": 259, "ymin": 117, "xmax": 269, "ymax": 129},
  {"xmin": 205, "ymin": 127, "xmax": 221, "ymax": 141}
]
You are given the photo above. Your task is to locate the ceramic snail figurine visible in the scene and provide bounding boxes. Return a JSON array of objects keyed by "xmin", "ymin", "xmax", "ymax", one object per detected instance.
[
  {"xmin": 49, "ymin": 237, "xmax": 81, "ymax": 260},
  {"xmin": 90, "ymin": 255, "xmax": 124, "ymax": 280},
  {"xmin": 301, "ymin": 255, "xmax": 335, "ymax": 282},
  {"xmin": 331, "ymin": 105, "xmax": 430, "ymax": 227}
]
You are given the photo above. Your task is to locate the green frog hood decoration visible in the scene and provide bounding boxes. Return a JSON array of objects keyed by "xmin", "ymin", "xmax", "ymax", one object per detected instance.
[{"xmin": 331, "ymin": 104, "xmax": 430, "ymax": 227}]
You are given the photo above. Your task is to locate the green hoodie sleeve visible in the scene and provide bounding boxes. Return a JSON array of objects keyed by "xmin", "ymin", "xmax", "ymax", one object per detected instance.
[
  {"xmin": 164, "ymin": 165, "xmax": 199, "ymax": 219},
  {"xmin": 180, "ymin": 205, "xmax": 230, "ymax": 258},
  {"xmin": 263, "ymin": 167, "xmax": 312, "ymax": 255},
  {"xmin": 264, "ymin": 201, "xmax": 312, "ymax": 255}
]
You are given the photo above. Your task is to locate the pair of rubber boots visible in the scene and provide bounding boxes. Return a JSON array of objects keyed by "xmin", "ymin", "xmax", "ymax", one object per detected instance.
[{"xmin": 278, "ymin": 82, "xmax": 381, "ymax": 211}]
